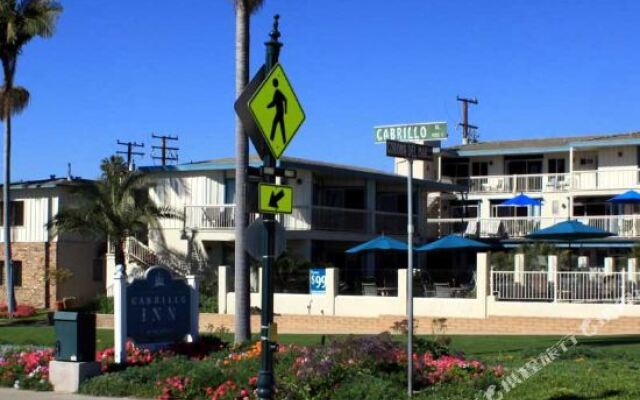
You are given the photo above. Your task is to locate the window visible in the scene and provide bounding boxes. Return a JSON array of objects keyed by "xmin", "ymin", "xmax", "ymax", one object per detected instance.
[
  {"xmin": 548, "ymin": 158, "xmax": 566, "ymax": 174},
  {"xmin": 93, "ymin": 258, "xmax": 104, "ymax": 282},
  {"xmin": 0, "ymin": 201, "xmax": 24, "ymax": 226},
  {"xmin": 471, "ymin": 162, "xmax": 489, "ymax": 176},
  {"xmin": 0, "ymin": 261, "xmax": 22, "ymax": 287},
  {"xmin": 224, "ymin": 178, "xmax": 236, "ymax": 204}
]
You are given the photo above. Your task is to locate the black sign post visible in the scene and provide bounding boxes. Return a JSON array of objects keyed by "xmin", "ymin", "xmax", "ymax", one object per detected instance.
[{"xmin": 385, "ymin": 139, "xmax": 433, "ymax": 398}]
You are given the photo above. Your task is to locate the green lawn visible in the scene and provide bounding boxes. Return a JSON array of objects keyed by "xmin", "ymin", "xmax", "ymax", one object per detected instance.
[{"xmin": 2, "ymin": 315, "xmax": 640, "ymax": 399}]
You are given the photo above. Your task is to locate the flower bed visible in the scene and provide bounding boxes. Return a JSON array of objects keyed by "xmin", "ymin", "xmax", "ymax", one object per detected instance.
[
  {"xmin": 0, "ymin": 348, "xmax": 54, "ymax": 391},
  {"xmin": 0, "ymin": 304, "xmax": 36, "ymax": 319},
  {"xmin": 80, "ymin": 333, "xmax": 504, "ymax": 400}
]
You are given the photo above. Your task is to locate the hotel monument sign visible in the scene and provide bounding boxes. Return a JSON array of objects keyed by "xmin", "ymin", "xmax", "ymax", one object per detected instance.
[
  {"xmin": 373, "ymin": 122, "xmax": 448, "ymax": 143},
  {"xmin": 126, "ymin": 266, "xmax": 192, "ymax": 344}
]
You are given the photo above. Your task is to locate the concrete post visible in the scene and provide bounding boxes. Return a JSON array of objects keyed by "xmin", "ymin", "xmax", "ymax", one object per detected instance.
[
  {"xmin": 604, "ymin": 257, "xmax": 614, "ymax": 275},
  {"xmin": 187, "ymin": 275, "xmax": 199, "ymax": 343},
  {"xmin": 547, "ymin": 255, "xmax": 558, "ymax": 283},
  {"xmin": 105, "ymin": 252, "xmax": 116, "ymax": 297},
  {"xmin": 217, "ymin": 266, "xmax": 227, "ymax": 314},
  {"xmin": 628, "ymin": 258, "xmax": 638, "ymax": 283},
  {"xmin": 514, "ymin": 253, "xmax": 525, "ymax": 284},
  {"xmin": 397, "ymin": 269, "xmax": 407, "ymax": 315},
  {"xmin": 113, "ymin": 265, "xmax": 127, "ymax": 364},
  {"xmin": 325, "ymin": 267, "xmax": 338, "ymax": 316},
  {"xmin": 476, "ymin": 252, "xmax": 489, "ymax": 318}
]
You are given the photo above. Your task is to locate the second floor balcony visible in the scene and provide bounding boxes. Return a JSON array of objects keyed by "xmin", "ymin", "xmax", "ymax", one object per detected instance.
[
  {"xmin": 184, "ymin": 205, "xmax": 414, "ymax": 236},
  {"xmin": 444, "ymin": 168, "xmax": 640, "ymax": 194}
]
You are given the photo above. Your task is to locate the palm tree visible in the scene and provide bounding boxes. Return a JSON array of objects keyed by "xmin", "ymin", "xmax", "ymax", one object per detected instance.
[
  {"xmin": 233, "ymin": 0, "xmax": 264, "ymax": 344},
  {"xmin": 0, "ymin": 0, "xmax": 62, "ymax": 313},
  {"xmin": 49, "ymin": 156, "xmax": 181, "ymax": 269}
]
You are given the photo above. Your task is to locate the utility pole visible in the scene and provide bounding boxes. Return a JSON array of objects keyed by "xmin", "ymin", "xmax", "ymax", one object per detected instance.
[
  {"xmin": 116, "ymin": 140, "xmax": 145, "ymax": 171},
  {"xmin": 457, "ymin": 96, "xmax": 479, "ymax": 144},
  {"xmin": 151, "ymin": 134, "xmax": 179, "ymax": 166}
]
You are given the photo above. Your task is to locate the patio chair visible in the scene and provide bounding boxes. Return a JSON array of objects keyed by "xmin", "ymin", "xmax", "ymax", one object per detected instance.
[
  {"xmin": 362, "ymin": 282, "xmax": 378, "ymax": 296},
  {"xmin": 434, "ymin": 283, "xmax": 452, "ymax": 298}
]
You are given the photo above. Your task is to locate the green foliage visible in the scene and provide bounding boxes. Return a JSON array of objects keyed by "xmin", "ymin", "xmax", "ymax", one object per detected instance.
[
  {"xmin": 48, "ymin": 156, "xmax": 181, "ymax": 264},
  {"xmin": 80, "ymin": 295, "xmax": 114, "ymax": 314},
  {"xmin": 331, "ymin": 374, "xmax": 406, "ymax": 399},
  {"xmin": 199, "ymin": 295, "xmax": 217, "ymax": 313},
  {"xmin": 490, "ymin": 251, "xmax": 514, "ymax": 271}
]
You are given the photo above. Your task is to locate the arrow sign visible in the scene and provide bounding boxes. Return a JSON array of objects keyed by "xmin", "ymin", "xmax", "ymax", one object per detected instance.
[
  {"xmin": 269, "ymin": 190, "xmax": 286, "ymax": 209},
  {"xmin": 259, "ymin": 183, "xmax": 293, "ymax": 214}
]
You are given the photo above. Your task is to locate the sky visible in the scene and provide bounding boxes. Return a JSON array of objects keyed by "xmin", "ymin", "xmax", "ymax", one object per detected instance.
[{"xmin": 8, "ymin": 0, "xmax": 640, "ymax": 180}]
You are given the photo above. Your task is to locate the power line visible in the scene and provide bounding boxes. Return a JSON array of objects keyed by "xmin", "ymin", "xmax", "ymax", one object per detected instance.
[
  {"xmin": 116, "ymin": 140, "xmax": 145, "ymax": 171},
  {"xmin": 151, "ymin": 134, "xmax": 179, "ymax": 166},
  {"xmin": 456, "ymin": 96, "xmax": 479, "ymax": 144}
]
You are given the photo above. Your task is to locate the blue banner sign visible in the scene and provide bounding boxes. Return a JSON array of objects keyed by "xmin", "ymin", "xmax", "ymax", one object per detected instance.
[
  {"xmin": 309, "ymin": 268, "xmax": 327, "ymax": 294},
  {"xmin": 127, "ymin": 266, "xmax": 191, "ymax": 344}
]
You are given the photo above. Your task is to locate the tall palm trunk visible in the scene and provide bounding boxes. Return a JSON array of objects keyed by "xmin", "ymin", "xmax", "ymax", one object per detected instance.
[
  {"xmin": 3, "ymin": 103, "xmax": 13, "ymax": 313},
  {"xmin": 3, "ymin": 58, "xmax": 15, "ymax": 314},
  {"xmin": 234, "ymin": 1, "xmax": 251, "ymax": 343}
]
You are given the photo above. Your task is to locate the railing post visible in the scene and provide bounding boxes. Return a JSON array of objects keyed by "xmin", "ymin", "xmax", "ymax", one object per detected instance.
[
  {"xmin": 187, "ymin": 275, "xmax": 199, "ymax": 342},
  {"xmin": 113, "ymin": 265, "xmax": 127, "ymax": 364},
  {"xmin": 622, "ymin": 270, "xmax": 626, "ymax": 305},
  {"xmin": 218, "ymin": 265, "xmax": 228, "ymax": 314}
]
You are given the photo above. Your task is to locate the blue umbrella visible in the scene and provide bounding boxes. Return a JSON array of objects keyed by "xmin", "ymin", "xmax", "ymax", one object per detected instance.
[
  {"xmin": 416, "ymin": 234, "xmax": 490, "ymax": 252},
  {"xmin": 525, "ymin": 220, "xmax": 613, "ymax": 240},
  {"xmin": 608, "ymin": 190, "xmax": 640, "ymax": 204},
  {"xmin": 499, "ymin": 193, "xmax": 542, "ymax": 207},
  {"xmin": 345, "ymin": 234, "xmax": 407, "ymax": 253}
]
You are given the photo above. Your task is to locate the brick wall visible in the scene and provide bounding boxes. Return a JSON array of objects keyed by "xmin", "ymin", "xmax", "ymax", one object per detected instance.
[
  {"xmin": 95, "ymin": 313, "xmax": 640, "ymax": 336},
  {"xmin": 0, "ymin": 242, "xmax": 52, "ymax": 308}
]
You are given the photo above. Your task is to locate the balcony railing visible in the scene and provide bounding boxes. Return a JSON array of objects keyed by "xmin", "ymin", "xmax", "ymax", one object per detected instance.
[
  {"xmin": 446, "ymin": 168, "xmax": 640, "ymax": 194},
  {"xmin": 184, "ymin": 205, "xmax": 410, "ymax": 234},
  {"xmin": 427, "ymin": 215, "xmax": 640, "ymax": 238}
]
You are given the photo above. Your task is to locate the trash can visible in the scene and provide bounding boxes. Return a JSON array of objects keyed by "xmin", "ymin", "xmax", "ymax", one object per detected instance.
[{"xmin": 53, "ymin": 312, "xmax": 96, "ymax": 362}]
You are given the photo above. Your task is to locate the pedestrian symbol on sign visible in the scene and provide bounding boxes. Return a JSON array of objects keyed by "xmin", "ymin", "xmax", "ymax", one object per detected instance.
[{"xmin": 248, "ymin": 63, "xmax": 305, "ymax": 159}]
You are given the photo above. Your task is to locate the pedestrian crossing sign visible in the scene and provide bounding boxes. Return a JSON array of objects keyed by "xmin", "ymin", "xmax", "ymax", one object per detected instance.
[{"xmin": 248, "ymin": 63, "xmax": 305, "ymax": 159}]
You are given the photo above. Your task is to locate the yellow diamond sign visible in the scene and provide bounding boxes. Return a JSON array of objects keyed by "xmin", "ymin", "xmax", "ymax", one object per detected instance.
[{"xmin": 248, "ymin": 63, "xmax": 305, "ymax": 159}]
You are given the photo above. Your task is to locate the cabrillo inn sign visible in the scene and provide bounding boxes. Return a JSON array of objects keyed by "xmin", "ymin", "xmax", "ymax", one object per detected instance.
[{"xmin": 112, "ymin": 265, "xmax": 199, "ymax": 363}]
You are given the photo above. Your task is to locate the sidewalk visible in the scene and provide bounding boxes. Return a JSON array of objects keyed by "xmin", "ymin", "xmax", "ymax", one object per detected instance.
[{"xmin": 0, "ymin": 388, "xmax": 143, "ymax": 400}]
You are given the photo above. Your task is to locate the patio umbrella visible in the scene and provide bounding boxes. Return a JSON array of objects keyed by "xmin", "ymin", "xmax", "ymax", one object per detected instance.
[
  {"xmin": 525, "ymin": 220, "xmax": 614, "ymax": 241},
  {"xmin": 499, "ymin": 193, "xmax": 542, "ymax": 207},
  {"xmin": 608, "ymin": 190, "xmax": 640, "ymax": 204},
  {"xmin": 525, "ymin": 220, "xmax": 613, "ymax": 269},
  {"xmin": 415, "ymin": 234, "xmax": 490, "ymax": 252},
  {"xmin": 345, "ymin": 234, "xmax": 407, "ymax": 254}
]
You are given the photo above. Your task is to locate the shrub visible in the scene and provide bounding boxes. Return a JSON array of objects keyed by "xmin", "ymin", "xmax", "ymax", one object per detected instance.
[
  {"xmin": 200, "ymin": 295, "xmax": 217, "ymax": 313},
  {"xmin": 81, "ymin": 295, "xmax": 114, "ymax": 314}
]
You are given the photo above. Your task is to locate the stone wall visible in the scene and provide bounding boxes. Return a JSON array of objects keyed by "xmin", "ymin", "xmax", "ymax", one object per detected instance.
[
  {"xmin": 94, "ymin": 313, "xmax": 640, "ymax": 336},
  {"xmin": 0, "ymin": 242, "xmax": 54, "ymax": 308}
]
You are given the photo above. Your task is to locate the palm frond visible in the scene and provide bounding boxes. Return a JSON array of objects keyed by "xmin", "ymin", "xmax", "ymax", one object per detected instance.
[
  {"xmin": 0, "ymin": 84, "xmax": 28, "ymax": 119},
  {"xmin": 18, "ymin": 0, "xmax": 62, "ymax": 39}
]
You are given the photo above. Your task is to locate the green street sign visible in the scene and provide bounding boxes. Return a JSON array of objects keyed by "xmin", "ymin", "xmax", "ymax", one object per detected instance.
[
  {"xmin": 259, "ymin": 183, "xmax": 293, "ymax": 214},
  {"xmin": 373, "ymin": 122, "xmax": 448, "ymax": 143},
  {"xmin": 248, "ymin": 63, "xmax": 305, "ymax": 159}
]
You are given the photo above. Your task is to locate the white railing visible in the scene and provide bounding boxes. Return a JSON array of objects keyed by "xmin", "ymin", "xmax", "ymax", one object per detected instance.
[
  {"xmin": 573, "ymin": 169, "xmax": 640, "ymax": 191},
  {"xmin": 185, "ymin": 205, "xmax": 237, "ymax": 230},
  {"xmin": 492, "ymin": 270, "xmax": 640, "ymax": 304},
  {"xmin": 428, "ymin": 215, "xmax": 640, "ymax": 238},
  {"xmin": 125, "ymin": 236, "xmax": 157, "ymax": 266},
  {"xmin": 459, "ymin": 173, "xmax": 570, "ymax": 194},
  {"xmin": 449, "ymin": 168, "xmax": 640, "ymax": 193}
]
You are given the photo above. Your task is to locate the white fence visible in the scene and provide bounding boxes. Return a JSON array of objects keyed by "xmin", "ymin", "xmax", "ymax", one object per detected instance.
[{"xmin": 492, "ymin": 270, "xmax": 640, "ymax": 304}]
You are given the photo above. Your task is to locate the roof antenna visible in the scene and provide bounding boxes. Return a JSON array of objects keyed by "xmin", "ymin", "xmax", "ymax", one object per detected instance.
[{"xmin": 67, "ymin": 162, "xmax": 72, "ymax": 181}]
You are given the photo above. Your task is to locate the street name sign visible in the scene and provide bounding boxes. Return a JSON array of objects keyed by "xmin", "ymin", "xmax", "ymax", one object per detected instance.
[
  {"xmin": 386, "ymin": 140, "xmax": 433, "ymax": 160},
  {"xmin": 374, "ymin": 122, "xmax": 447, "ymax": 143},
  {"xmin": 248, "ymin": 63, "xmax": 305, "ymax": 159},
  {"xmin": 259, "ymin": 183, "xmax": 293, "ymax": 214}
]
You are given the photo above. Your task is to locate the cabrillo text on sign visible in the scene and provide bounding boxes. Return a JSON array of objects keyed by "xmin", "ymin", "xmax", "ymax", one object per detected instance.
[{"xmin": 374, "ymin": 122, "xmax": 448, "ymax": 143}]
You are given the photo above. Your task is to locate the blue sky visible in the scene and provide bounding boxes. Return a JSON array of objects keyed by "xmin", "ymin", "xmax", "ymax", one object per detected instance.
[{"xmin": 8, "ymin": 0, "xmax": 640, "ymax": 180}]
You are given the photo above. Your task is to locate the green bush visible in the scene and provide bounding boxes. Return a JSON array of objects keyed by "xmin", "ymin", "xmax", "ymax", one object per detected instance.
[
  {"xmin": 80, "ymin": 295, "xmax": 114, "ymax": 314},
  {"xmin": 199, "ymin": 295, "xmax": 217, "ymax": 313},
  {"xmin": 332, "ymin": 374, "xmax": 406, "ymax": 400}
]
